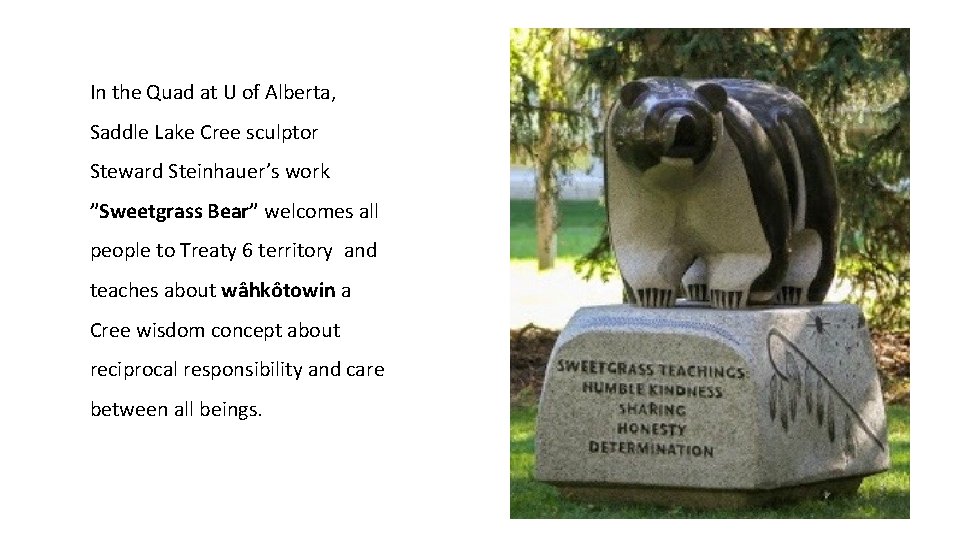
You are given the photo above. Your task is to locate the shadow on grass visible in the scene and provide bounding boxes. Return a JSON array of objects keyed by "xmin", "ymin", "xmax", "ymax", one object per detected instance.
[{"xmin": 510, "ymin": 404, "xmax": 909, "ymax": 519}]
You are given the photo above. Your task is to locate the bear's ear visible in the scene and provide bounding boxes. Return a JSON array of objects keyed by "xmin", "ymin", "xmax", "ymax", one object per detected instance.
[
  {"xmin": 620, "ymin": 81, "xmax": 650, "ymax": 108},
  {"xmin": 696, "ymin": 83, "xmax": 727, "ymax": 112}
]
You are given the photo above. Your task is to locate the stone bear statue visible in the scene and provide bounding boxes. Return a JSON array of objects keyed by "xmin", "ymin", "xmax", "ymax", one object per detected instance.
[{"xmin": 605, "ymin": 77, "xmax": 839, "ymax": 309}]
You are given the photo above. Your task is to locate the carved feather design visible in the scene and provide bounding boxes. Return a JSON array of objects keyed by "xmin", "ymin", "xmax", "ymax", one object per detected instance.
[{"xmin": 766, "ymin": 328, "xmax": 885, "ymax": 451}]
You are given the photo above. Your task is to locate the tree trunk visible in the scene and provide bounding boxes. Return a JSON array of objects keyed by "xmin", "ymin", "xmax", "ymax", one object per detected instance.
[
  {"xmin": 535, "ymin": 111, "xmax": 557, "ymax": 270},
  {"xmin": 534, "ymin": 28, "xmax": 566, "ymax": 271}
]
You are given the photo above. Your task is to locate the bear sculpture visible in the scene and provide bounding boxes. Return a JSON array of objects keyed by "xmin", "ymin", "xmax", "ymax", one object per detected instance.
[{"xmin": 605, "ymin": 77, "xmax": 839, "ymax": 309}]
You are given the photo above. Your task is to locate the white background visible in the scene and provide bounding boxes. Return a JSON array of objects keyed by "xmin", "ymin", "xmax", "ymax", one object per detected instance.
[{"xmin": 0, "ymin": 1, "xmax": 951, "ymax": 536}]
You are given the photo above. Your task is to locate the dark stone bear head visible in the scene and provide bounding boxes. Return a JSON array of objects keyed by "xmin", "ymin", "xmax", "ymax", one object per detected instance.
[{"xmin": 610, "ymin": 78, "xmax": 728, "ymax": 174}]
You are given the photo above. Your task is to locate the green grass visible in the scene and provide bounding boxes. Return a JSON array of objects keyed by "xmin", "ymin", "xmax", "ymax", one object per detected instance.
[
  {"xmin": 510, "ymin": 404, "xmax": 909, "ymax": 518},
  {"xmin": 510, "ymin": 200, "xmax": 606, "ymax": 260}
]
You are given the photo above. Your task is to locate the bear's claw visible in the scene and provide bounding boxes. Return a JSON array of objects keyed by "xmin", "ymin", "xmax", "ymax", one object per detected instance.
[
  {"xmin": 710, "ymin": 289, "xmax": 746, "ymax": 309},
  {"xmin": 775, "ymin": 286, "xmax": 805, "ymax": 305},
  {"xmin": 686, "ymin": 283, "xmax": 708, "ymax": 302},
  {"xmin": 636, "ymin": 288, "xmax": 676, "ymax": 308}
]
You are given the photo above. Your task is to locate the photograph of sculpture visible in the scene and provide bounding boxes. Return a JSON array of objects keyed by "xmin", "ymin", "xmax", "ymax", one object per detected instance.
[{"xmin": 509, "ymin": 28, "xmax": 909, "ymax": 518}]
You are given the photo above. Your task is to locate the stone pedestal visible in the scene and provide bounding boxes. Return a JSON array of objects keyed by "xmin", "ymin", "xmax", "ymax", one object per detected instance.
[{"xmin": 535, "ymin": 303, "xmax": 889, "ymax": 508}]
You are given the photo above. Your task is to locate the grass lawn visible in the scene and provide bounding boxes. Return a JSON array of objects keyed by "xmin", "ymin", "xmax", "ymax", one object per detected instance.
[
  {"xmin": 511, "ymin": 200, "xmax": 606, "ymax": 260},
  {"xmin": 510, "ymin": 404, "xmax": 909, "ymax": 518}
]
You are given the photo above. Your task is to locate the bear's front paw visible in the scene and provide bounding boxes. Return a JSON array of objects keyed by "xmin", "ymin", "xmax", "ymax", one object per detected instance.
[
  {"xmin": 636, "ymin": 287, "xmax": 676, "ymax": 308},
  {"xmin": 709, "ymin": 289, "xmax": 747, "ymax": 309}
]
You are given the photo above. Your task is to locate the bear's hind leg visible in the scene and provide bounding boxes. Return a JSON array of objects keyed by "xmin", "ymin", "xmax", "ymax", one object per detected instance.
[{"xmin": 775, "ymin": 229, "xmax": 823, "ymax": 305}]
